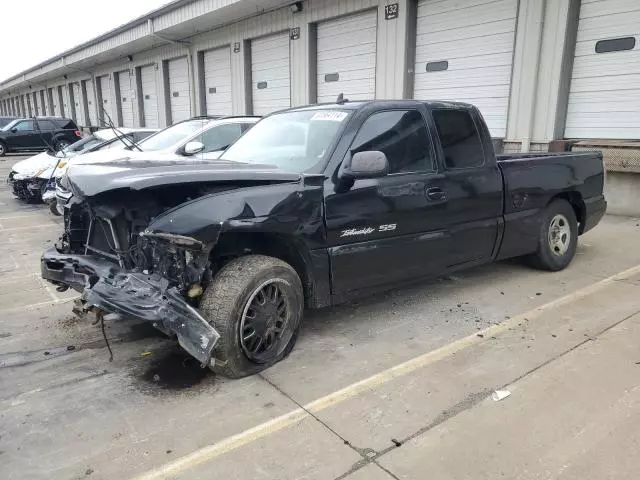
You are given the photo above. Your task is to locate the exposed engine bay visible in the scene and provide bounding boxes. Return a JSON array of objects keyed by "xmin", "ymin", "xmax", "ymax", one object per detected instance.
[{"xmin": 43, "ymin": 183, "xmax": 243, "ymax": 365}]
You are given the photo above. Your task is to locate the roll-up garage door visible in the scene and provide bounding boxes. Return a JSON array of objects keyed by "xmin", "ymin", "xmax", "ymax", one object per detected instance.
[
  {"xmin": 116, "ymin": 70, "xmax": 135, "ymax": 127},
  {"xmin": 83, "ymin": 80, "xmax": 97, "ymax": 126},
  {"xmin": 97, "ymin": 75, "xmax": 114, "ymax": 125},
  {"xmin": 140, "ymin": 65, "xmax": 159, "ymax": 128},
  {"xmin": 33, "ymin": 92, "xmax": 40, "ymax": 116},
  {"xmin": 251, "ymin": 32, "xmax": 291, "ymax": 115},
  {"xmin": 316, "ymin": 10, "xmax": 377, "ymax": 103},
  {"xmin": 167, "ymin": 57, "xmax": 191, "ymax": 124},
  {"xmin": 203, "ymin": 47, "xmax": 232, "ymax": 116},
  {"xmin": 72, "ymin": 83, "xmax": 85, "ymax": 126},
  {"xmin": 414, "ymin": 0, "xmax": 518, "ymax": 138},
  {"xmin": 40, "ymin": 90, "xmax": 47, "ymax": 115},
  {"xmin": 565, "ymin": 0, "xmax": 640, "ymax": 139},
  {"xmin": 47, "ymin": 88, "xmax": 55, "ymax": 116}
]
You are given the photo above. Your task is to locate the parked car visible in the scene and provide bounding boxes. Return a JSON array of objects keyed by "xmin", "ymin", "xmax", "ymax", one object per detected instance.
[
  {"xmin": 52, "ymin": 116, "xmax": 259, "ymax": 214},
  {"xmin": 41, "ymin": 100, "xmax": 606, "ymax": 378},
  {"xmin": 0, "ymin": 116, "xmax": 81, "ymax": 156},
  {"xmin": 8, "ymin": 127, "xmax": 158, "ymax": 205},
  {"xmin": 0, "ymin": 116, "xmax": 17, "ymax": 129}
]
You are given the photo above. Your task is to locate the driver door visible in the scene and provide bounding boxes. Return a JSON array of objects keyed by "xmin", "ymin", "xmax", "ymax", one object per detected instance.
[{"xmin": 324, "ymin": 108, "xmax": 451, "ymax": 295}]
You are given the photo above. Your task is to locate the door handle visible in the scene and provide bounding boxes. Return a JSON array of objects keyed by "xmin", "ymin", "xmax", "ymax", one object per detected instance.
[{"xmin": 426, "ymin": 187, "xmax": 447, "ymax": 202}]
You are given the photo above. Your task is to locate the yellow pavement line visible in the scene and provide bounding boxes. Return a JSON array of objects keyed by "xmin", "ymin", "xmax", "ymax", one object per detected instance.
[{"xmin": 133, "ymin": 262, "xmax": 640, "ymax": 480}]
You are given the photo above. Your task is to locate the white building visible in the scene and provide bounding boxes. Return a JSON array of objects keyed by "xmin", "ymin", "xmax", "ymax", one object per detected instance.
[{"xmin": 1, "ymin": 0, "xmax": 639, "ymax": 158}]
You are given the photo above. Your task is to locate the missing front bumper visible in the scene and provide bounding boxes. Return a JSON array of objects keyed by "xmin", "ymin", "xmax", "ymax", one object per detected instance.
[{"xmin": 41, "ymin": 247, "xmax": 220, "ymax": 366}]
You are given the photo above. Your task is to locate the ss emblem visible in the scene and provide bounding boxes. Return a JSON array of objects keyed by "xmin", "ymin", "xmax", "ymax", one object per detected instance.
[{"xmin": 378, "ymin": 224, "xmax": 397, "ymax": 232}]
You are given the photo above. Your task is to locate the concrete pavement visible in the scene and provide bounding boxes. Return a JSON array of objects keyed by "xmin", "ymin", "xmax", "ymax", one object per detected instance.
[{"xmin": 1, "ymin": 155, "xmax": 640, "ymax": 479}]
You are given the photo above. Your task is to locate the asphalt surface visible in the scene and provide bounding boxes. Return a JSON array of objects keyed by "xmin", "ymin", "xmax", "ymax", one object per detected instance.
[{"xmin": 1, "ymin": 154, "xmax": 640, "ymax": 479}]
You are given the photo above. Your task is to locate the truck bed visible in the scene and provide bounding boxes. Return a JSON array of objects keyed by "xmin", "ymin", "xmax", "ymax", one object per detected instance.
[{"xmin": 495, "ymin": 150, "xmax": 605, "ymax": 261}]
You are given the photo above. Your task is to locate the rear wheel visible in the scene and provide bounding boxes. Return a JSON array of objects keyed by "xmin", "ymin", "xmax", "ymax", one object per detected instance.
[
  {"xmin": 199, "ymin": 255, "xmax": 304, "ymax": 378},
  {"xmin": 528, "ymin": 199, "xmax": 578, "ymax": 271}
]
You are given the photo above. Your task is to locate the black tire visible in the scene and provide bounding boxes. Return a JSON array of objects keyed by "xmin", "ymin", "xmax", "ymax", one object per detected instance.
[
  {"xmin": 55, "ymin": 140, "xmax": 71, "ymax": 151},
  {"xmin": 527, "ymin": 199, "xmax": 578, "ymax": 271},
  {"xmin": 49, "ymin": 199, "xmax": 61, "ymax": 216},
  {"xmin": 0, "ymin": 141, "xmax": 7, "ymax": 157},
  {"xmin": 199, "ymin": 255, "xmax": 304, "ymax": 378}
]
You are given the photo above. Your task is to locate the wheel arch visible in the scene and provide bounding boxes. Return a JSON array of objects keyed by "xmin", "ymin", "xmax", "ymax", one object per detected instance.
[
  {"xmin": 210, "ymin": 232, "xmax": 321, "ymax": 308},
  {"xmin": 550, "ymin": 191, "xmax": 586, "ymax": 234}
]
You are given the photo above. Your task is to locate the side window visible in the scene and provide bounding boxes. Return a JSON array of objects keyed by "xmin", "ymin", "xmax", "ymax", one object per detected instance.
[
  {"xmin": 198, "ymin": 123, "xmax": 243, "ymax": 152},
  {"xmin": 350, "ymin": 110, "xmax": 434, "ymax": 174},
  {"xmin": 37, "ymin": 120, "xmax": 57, "ymax": 130},
  {"xmin": 14, "ymin": 120, "xmax": 34, "ymax": 131},
  {"xmin": 432, "ymin": 109, "xmax": 484, "ymax": 169}
]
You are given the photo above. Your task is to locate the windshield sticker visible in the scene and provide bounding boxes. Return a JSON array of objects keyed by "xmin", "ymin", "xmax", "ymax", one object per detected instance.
[{"xmin": 311, "ymin": 111, "xmax": 348, "ymax": 122}]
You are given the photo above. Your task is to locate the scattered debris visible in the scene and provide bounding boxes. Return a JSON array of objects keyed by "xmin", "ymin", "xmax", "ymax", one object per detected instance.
[
  {"xmin": 166, "ymin": 450, "xmax": 172, "ymax": 454},
  {"xmin": 391, "ymin": 438, "xmax": 402, "ymax": 447},
  {"xmin": 84, "ymin": 468, "xmax": 94, "ymax": 476},
  {"xmin": 551, "ymin": 334, "xmax": 557, "ymax": 338},
  {"xmin": 492, "ymin": 390, "xmax": 511, "ymax": 401},
  {"xmin": 477, "ymin": 334, "xmax": 484, "ymax": 338},
  {"xmin": 66, "ymin": 345, "xmax": 76, "ymax": 351},
  {"xmin": 141, "ymin": 352, "xmax": 153, "ymax": 357},
  {"xmin": 500, "ymin": 291, "xmax": 504, "ymax": 295},
  {"xmin": 536, "ymin": 292, "xmax": 542, "ymax": 296}
]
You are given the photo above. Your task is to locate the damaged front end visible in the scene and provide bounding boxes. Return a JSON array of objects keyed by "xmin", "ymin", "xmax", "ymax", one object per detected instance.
[{"xmin": 41, "ymin": 194, "xmax": 222, "ymax": 366}]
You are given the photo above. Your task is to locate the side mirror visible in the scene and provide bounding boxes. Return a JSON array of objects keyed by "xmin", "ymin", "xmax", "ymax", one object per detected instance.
[
  {"xmin": 10, "ymin": 128, "xmax": 17, "ymax": 133},
  {"xmin": 340, "ymin": 151, "xmax": 389, "ymax": 180},
  {"xmin": 183, "ymin": 141, "xmax": 204, "ymax": 156}
]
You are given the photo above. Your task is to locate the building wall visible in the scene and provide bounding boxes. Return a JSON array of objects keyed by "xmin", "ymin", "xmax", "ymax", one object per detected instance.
[{"xmin": 0, "ymin": 0, "xmax": 637, "ymax": 149}]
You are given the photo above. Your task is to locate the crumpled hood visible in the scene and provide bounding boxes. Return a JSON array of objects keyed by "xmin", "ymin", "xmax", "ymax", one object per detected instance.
[
  {"xmin": 12, "ymin": 151, "xmax": 62, "ymax": 175},
  {"xmin": 65, "ymin": 149, "xmax": 177, "ymax": 166},
  {"xmin": 65, "ymin": 158, "xmax": 302, "ymax": 198}
]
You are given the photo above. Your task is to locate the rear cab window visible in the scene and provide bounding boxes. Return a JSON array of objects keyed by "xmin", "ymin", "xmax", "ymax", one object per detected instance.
[{"xmin": 431, "ymin": 109, "xmax": 484, "ymax": 169}]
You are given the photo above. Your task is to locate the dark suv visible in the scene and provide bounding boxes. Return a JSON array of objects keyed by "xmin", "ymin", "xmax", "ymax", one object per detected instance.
[{"xmin": 0, "ymin": 117, "xmax": 81, "ymax": 156}]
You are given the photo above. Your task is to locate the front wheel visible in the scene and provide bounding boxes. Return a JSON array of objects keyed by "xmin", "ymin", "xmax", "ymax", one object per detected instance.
[
  {"xmin": 199, "ymin": 255, "xmax": 304, "ymax": 378},
  {"xmin": 55, "ymin": 140, "xmax": 71, "ymax": 151},
  {"xmin": 527, "ymin": 199, "xmax": 578, "ymax": 271},
  {"xmin": 0, "ymin": 141, "xmax": 7, "ymax": 157}
]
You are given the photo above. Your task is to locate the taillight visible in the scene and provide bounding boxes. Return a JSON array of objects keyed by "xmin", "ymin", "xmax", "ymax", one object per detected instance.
[{"xmin": 74, "ymin": 130, "xmax": 82, "ymax": 138}]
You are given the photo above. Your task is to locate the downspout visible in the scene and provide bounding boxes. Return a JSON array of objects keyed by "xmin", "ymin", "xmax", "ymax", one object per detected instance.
[
  {"xmin": 148, "ymin": 18, "xmax": 197, "ymax": 118},
  {"xmin": 521, "ymin": 0, "xmax": 546, "ymax": 153}
]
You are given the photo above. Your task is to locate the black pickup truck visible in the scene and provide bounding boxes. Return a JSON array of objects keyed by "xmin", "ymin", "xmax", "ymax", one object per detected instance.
[{"xmin": 41, "ymin": 100, "xmax": 606, "ymax": 378}]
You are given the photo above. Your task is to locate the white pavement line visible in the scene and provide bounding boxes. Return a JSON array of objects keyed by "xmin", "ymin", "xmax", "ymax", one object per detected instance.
[
  {"xmin": 133, "ymin": 262, "xmax": 640, "ymax": 480},
  {"xmin": 0, "ymin": 297, "xmax": 77, "ymax": 314},
  {"xmin": 0, "ymin": 213, "xmax": 51, "ymax": 220},
  {"xmin": 0, "ymin": 272, "xmax": 39, "ymax": 284},
  {"xmin": 39, "ymin": 276, "xmax": 61, "ymax": 302},
  {"xmin": 0, "ymin": 224, "xmax": 56, "ymax": 232}
]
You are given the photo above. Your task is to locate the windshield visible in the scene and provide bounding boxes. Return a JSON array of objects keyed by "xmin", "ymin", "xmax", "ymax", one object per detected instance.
[
  {"xmin": 220, "ymin": 110, "xmax": 349, "ymax": 172},
  {"xmin": 138, "ymin": 119, "xmax": 209, "ymax": 151},
  {"xmin": 2, "ymin": 119, "xmax": 20, "ymax": 131},
  {"xmin": 62, "ymin": 135, "xmax": 103, "ymax": 154}
]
